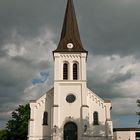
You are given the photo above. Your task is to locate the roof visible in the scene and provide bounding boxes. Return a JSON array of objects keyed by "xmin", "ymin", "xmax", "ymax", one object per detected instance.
[
  {"xmin": 113, "ymin": 128, "xmax": 140, "ymax": 132},
  {"xmin": 54, "ymin": 0, "xmax": 87, "ymax": 53},
  {"xmin": 104, "ymin": 99, "xmax": 111, "ymax": 103}
]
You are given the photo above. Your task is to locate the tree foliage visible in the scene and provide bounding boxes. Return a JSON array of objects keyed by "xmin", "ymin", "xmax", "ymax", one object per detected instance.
[
  {"xmin": 5, "ymin": 104, "xmax": 30, "ymax": 140},
  {"xmin": 0, "ymin": 129, "xmax": 7, "ymax": 140},
  {"xmin": 137, "ymin": 99, "xmax": 140, "ymax": 124}
]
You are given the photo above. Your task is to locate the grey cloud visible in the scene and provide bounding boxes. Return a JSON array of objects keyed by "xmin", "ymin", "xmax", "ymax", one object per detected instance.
[
  {"xmin": 0, "ymin": 48, "xmax": 7, "ymax": 58},
  {"xmin": 87, "ymin": 69, "xmax": 135, "ymax": 99},
  {"xmin": 109, "ymin": 71, "xmax": 134, "ymax": 83},
  {"xmin": 87, "ymin": 78, "xmax": 122, "ymax": 99},
  {"xmin": 0, "ymin": 0, "xmax": 65, "ymax": 44},
  {"xmin": 10, "ymin": 56, "xmax": 51, "ymax": 70},
  {"xmin": 78, "ymin": 0, "xmax": 140, "ymax": 57},
  {"xmin": 0, "ymin": 0, "xmax": 140, "ymax": 57},
  {"xmin": 0, "ymin": 0, "xmax": 140, "ymax": 128},
  {"xmin": 0, "ymin": 30, "xmax": 54, "ymax": 128},
  {"xmin": 87, "ymin": 70, "xmax": 117, "ymax": 99}
]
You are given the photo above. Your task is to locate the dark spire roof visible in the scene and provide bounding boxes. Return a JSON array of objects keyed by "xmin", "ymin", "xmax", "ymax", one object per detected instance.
[{"xmin": 54, "ymin": 0, "xmax": 87, "ymax": 53}]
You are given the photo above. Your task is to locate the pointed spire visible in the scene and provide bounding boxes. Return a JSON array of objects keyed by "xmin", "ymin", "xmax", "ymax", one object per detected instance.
[{"xmin": 54, "ymin": 0, "xmax": 87, "ymax": 53}]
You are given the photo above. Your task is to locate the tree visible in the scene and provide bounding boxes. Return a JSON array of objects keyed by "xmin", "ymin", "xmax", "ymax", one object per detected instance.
[
  {"xmin": 0, "ymin": 129, "xmax": 7, "ymax": 140},
  {"xmin": 137, "ymin": 99, "xmax": 140, "ymax": 124},
  {"xmin": 6, "ymin": 104, "xmax": 30, "ymax": 140}
]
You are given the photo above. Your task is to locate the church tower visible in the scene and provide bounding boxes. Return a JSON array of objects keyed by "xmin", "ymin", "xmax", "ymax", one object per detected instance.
[
  {"xmin": 53, "ymin": 0, "xmax": 88, "ymax": 139},
  {"xmin": 28, "ymin": 0, "xmax": 113, "ymax": 140}
]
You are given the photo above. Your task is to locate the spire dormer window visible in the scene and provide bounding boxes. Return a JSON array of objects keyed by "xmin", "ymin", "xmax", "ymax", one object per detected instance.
[{"xmin": 63, "ymin": 63, "xmax": 68, "ymax": 80}]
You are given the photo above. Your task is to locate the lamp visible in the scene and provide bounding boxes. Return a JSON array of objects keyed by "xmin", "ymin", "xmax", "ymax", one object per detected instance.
[
  {"xmin": 84, "ymin": 124, "xmax": 87, "ymax": 132},
  {"xmin": 54, "ymin": 125, "xmax": 57, "ymax": 133}
]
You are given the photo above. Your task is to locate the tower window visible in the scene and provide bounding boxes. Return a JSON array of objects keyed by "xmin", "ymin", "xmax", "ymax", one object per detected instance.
[
  {"xmin": 63, "ymin": 63, "xmax": 68, "ymax": 80},
  {"xmin": 43, "ymin": 111, "xmax": 48, "ymax": 125},
  {"xmin": 93, "ymin": 112, "xmax": 99, "ymax": 125},
  {"xmin": 73, "ymin": 63, "xmax": 78, "ymax": 80}
]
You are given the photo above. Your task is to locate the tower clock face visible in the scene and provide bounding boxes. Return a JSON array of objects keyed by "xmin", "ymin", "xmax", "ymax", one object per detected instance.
[{"xmin": 67, "ymin": 43, "xmax": 74, "ymax": 49}]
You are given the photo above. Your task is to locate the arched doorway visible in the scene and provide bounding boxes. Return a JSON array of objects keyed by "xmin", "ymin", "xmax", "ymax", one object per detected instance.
[{"xmin": 64, "ymin": 122, "xmax": 77, "ymax": 140}]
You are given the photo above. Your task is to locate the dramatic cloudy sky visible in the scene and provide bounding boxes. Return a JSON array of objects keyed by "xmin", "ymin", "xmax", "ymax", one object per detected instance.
[{"xmin": 0, "ymin": 0, "xmax": 140, "ymax": 128}]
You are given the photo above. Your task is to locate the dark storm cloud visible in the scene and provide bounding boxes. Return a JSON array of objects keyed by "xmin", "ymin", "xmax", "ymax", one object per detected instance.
[
  {"xmin": 87, "ymin": 69, "xmax": 134, "ymax": 99},
  {"xmin": 87, "ymin": 74, "xmax": 121, "ymax": 99},
  {"xmin": 11, "ymin": 56, "xmax": 34, "ymax": 66},
  {"xmin": 0, "ymin": 31, "xmax": 53, "ymax": 128},
  {"xmin": 0, "ymin": 0, "xmax": 140, "ymax": 128},
  {"xmin": 0, "ymin": 0, "xmax": 65, "ymax": 44},
  {"xmin": 78, "ymin": 0, "xmax": 140, "ymax": 57},
  {"xmin": 0, "ymin": 48, "xmax": 7, "ymax": 58},
  {"xmin": 0, "ymin": 0, "xmax": 140, "ymax": 56},
  {"xmin": 109, "ymin": 71, "xmax": 134, "ymax": 84},
  {"xmin": 11, "ymin": 56, "xmax": 51, "ymax": 70}
]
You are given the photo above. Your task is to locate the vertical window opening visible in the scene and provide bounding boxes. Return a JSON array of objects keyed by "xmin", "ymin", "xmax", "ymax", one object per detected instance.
[
  {"xmin": 43, "ymin": 111, "xmax": 48, "ymax": 125},
  {"xmin": 93, "ymin": 112, "xmax": 99, "ymax": 125},
  {"xmin": 73, "ymin": 63, "xmax": 78, "ymax": 80},
  {"xmin": 63, "ymin": 63, "xmax": 68, "ymax": 80}
]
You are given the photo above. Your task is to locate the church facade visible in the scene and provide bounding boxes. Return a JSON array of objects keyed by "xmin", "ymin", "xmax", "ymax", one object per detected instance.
[{"xmin": 28, "ymin": 0, "xmax": 113, "ymax": 140}]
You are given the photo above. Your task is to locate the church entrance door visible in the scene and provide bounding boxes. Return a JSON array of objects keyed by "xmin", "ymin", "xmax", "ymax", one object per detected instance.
[{"xmin": 64, "ymin": 122, "xmax": 77, "ymax": 140}]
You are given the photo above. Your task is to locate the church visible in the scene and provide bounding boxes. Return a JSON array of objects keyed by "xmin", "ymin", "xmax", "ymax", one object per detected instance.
[{"xmin": 28, "ymin": 0, "xmax": 113, "ymax": 140}]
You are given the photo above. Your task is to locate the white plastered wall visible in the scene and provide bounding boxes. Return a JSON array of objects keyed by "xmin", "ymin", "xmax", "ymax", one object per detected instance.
[
  {"xmin": 83, "ymin": 88, "xmax": 113, "ymax": 138},
  {"xmin": 113, "ymin": 130, "xmax": 140, "ymax": 140},
  {"xmin": 28, "ymin": 51, "xmax": 113, "ymax": 140},
  {"xmin": 53, "ymin": 53, "xmax": 87, "ymax": 81},
  {"xmin": 28, "ymin": 89, "xmax": 53, "ymax": 140}
]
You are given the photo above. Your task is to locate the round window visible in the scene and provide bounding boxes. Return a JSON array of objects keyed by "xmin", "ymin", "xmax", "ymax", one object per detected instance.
[{"xmin": 66, "ymin": 94, "xmax": 76, "ymax": 103}]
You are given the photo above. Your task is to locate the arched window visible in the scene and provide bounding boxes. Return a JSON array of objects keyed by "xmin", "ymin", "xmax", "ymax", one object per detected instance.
[
  {"xmin": 73, "ymin": 63, "xmax": 78, "ymax": 80},
  {"xmin": 43, "ymin": 111, "xmax": 48, "ymax": 125},
  {"xmin": 63, "ymin": 63, "xmax": 68, "ymax": 80},
  {"xmin": 93, "ymin": 112, "xmax": 99, "ymax": 125}
]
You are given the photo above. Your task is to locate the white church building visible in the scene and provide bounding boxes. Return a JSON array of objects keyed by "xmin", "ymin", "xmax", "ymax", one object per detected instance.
[{"xmin": 28, "ymin": 0, "xmax": 113, "ymax": 139}]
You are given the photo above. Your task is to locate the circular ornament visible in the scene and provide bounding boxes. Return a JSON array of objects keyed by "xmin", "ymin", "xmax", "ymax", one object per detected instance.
[{"xmin": 66, "ymin": 94, "xmax": 76, "ymax": 103}]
